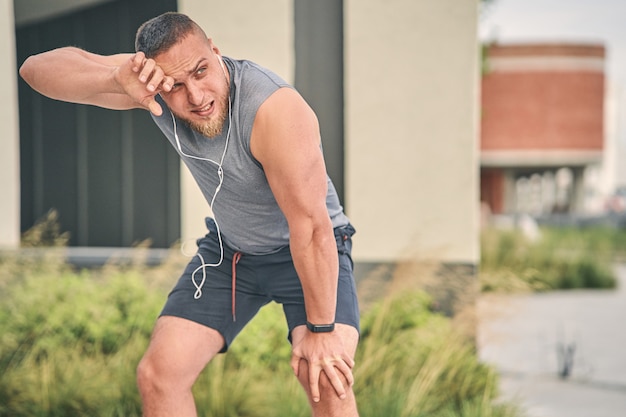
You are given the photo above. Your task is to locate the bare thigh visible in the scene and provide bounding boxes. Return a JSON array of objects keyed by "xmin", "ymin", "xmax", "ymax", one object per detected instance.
[{"xmin": 141, "ymin": 316, "xmax": 226, "ymax": 386}]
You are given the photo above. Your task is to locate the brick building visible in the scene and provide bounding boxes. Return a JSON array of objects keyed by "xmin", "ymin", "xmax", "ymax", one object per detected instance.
[{"xmin": 480, "ymin": 43, "xmax": 605, "ymax": 215}]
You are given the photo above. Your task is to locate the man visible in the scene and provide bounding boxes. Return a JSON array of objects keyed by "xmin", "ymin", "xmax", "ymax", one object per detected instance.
[{"xmin": 19, "ymin": 12, "xmax": 360, "ymax": 417}]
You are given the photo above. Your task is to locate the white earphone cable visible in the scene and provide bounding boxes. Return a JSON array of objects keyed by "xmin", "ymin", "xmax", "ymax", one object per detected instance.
[{"xmin": 171, "ymin": 55, "xmax": 232, "ymax": 299}]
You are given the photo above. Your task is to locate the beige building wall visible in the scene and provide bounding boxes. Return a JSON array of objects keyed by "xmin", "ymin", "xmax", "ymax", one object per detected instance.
[
  {"xmin": 345, "ymin": 0, "xmax": 480, "ymax": 264},
  {"xmin": 0, "ymin": 0, "xmax": 21, "ymax": 248},
  {"xmin": 177, "ymin": 0, "xmax": 294, "ymax": 242}
]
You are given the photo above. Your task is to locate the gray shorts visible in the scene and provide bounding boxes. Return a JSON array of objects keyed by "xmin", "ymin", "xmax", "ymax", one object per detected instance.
[{"xmin": 160, "ymin": 218, "xmax": 359, "ymax": 352}]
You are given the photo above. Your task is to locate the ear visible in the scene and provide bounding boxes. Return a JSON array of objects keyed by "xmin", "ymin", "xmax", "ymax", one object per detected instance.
[{"xmin": 208, "ymin": 38, "xmax": 221, "ymax": 55}]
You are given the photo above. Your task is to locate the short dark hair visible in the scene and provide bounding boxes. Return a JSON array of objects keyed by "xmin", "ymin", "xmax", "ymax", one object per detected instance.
[{"xmin": 135, "ymin": 12, "xmax": 203, "ymax": 57}]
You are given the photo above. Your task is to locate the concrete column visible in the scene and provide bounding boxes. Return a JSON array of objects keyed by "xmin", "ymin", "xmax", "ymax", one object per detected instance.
[
  {"xmin": 0, "ymin": 0, "xmax": 21, "ymax": 248},
  {"xmin": 345, "ymin": 0, "xmax": 480, "ymax": 264},
  {"xmin": 503, "ymin": 170, "xmax": 518, "ymax": 213},
  {"xmin": 572, "ymin": 167, "xmax": 586, "ymax": 213}
]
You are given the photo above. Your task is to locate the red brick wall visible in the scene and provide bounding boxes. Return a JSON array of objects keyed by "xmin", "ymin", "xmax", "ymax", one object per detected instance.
[{"xmin": 481, "ymin": 44, "xmax": 604, "ymax": 151}]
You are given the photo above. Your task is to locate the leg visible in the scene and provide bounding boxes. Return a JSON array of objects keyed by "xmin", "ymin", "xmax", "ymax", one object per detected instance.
[
  {"xmin": 291, "ymin": 323, "xmax": 360, "ymax": 417},
  {"xmin": 137, "ymin": 316, "xmax": 225, "ymax": 417}
]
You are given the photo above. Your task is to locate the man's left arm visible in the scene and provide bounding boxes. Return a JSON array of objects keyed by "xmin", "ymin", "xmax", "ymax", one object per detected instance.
[{"xmin": 250, "ymin": 87, "xmax": 354, "ymax": 401}]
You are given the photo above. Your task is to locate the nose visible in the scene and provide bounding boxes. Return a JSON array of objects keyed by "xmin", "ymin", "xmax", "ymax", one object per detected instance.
[{"xmin": 186, "ymin": 81, "xmax": 203, "ymax": 106}]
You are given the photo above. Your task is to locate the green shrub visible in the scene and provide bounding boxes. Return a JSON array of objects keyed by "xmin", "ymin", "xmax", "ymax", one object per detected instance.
[
  {"xmin": 480, "ymin": 227, "xmax": 618, "ymax": 292},
  {"xmin": 0, "ymin": 252, "xmax": 522, "ymax": 417},
  {"xmin": 0, "ymin": 262, "xmax": 162, "ymax": 417},
  {"xmin": 355, "ymin": 290, "xmax": 509, "ymax": 417}
]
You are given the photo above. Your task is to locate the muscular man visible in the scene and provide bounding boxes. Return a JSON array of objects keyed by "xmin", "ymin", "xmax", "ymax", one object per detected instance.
[{"xmin": 19, "ymin": 11, "xmax": 360, "ymax": 417}]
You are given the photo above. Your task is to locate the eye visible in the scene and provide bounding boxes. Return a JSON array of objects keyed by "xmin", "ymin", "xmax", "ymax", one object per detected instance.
[{"xmin": 196, "ymin": 67, "xmax": 207, "ymax": 77}]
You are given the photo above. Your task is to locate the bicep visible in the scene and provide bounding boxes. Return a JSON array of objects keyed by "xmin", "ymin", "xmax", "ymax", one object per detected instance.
[
  {"xmin": 251, "ymin": 88, "xmax": 329, "ymax": 226},
  {"xmin": 78, "ymin": 49, "xmax": 134, "ymax": 66}
]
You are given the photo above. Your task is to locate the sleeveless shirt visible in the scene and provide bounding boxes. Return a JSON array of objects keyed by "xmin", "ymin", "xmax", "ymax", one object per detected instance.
[{"xmin": 151, "ymin": 57, "xmax": 349, "ymax": 254}]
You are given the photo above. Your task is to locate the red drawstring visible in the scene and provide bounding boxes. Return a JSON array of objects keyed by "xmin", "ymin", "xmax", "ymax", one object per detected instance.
[{"xmin": 231, "ymin": 252, "xmax": 242, "ymax": 321}]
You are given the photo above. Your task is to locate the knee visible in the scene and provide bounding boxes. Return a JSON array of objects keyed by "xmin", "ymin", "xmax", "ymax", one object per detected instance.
[
  {"xmin": 136, "ymin": 353, "xmax": 171, "ymax": 394},
  {"xmin": 296, "ymin": 358, "xmax": 351, "ymax": 398},
  {"xmin": 136, "ymin": 354, "xmax": 156, "ymax": 392}
]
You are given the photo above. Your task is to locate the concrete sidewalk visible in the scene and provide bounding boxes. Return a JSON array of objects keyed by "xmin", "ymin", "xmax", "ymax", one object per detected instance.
[{"xmin": 477, "ymin": 264, "xmax": 626, "ymax": 417}]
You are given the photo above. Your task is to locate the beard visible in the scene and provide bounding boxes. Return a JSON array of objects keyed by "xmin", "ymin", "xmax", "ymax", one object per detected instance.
[{"xmin": 174, "ymin": 93, "xmax": 229, "ymax": 139}]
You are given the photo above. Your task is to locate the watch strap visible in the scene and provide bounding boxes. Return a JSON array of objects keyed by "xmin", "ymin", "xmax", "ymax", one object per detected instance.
[{"xmin": 306, "ymin": 321, "xmax": 335, "ymax": 333}]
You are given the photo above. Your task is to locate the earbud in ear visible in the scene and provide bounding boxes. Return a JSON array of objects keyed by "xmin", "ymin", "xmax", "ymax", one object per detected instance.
[{"xmin": 216, "ymin": 54, "xmax": 227, "ymax": 79}]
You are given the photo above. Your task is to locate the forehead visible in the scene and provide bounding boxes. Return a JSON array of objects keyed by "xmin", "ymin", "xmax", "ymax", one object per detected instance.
[{"xmin": 155, "ymin": 32, "xmax": 213, "ymax": 76}]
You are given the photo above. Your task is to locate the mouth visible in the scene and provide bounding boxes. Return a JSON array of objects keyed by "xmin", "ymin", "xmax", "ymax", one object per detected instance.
[{"xmin": 191, "ymin": 101, "xmax": 215, "ymax": 118}]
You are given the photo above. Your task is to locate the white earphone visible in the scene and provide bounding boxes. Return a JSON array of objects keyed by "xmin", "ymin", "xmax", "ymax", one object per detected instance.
[{"xmin": 216, "ymin": 53, "xmax": 228, "ymax": 80}]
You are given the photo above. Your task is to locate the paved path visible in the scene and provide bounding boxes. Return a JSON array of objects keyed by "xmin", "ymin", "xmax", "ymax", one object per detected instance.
[{"xmin": 478, "ymin": 264, "xmax": 626, "ymax": 417}]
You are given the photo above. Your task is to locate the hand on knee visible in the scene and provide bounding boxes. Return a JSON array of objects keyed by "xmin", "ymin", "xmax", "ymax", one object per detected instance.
[
  {"xmin": 300, "ymin": 368, "xmax": 358, "ymax": 417},
  {"xmin": 296, "ymin": 358, "xmax": 352, "ymax": 404},
  {"xmin": 317, "ymin": 368, "xmax": 352, "ymax": 401}
]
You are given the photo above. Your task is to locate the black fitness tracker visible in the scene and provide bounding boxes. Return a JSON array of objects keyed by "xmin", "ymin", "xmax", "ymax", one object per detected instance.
[{"xmin": 306, "ymin": 321, "xmax": 335, "ymax": 333}]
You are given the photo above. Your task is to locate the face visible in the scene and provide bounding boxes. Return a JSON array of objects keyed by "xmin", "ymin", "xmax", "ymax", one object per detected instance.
[{"xmin": 156, "ymin": 31, "xmax": 229, "ymax": 138}]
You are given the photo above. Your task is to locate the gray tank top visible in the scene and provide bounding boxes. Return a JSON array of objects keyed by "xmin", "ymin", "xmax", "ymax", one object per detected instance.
[{"xmin": 152, "ymin": 57, "xmax": 349, "ymax": 254}]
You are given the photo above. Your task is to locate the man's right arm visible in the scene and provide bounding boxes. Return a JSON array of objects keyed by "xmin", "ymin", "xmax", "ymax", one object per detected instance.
[{"xmin": 19, "ymin": 47, "xmax": 171, "ymax": 115}]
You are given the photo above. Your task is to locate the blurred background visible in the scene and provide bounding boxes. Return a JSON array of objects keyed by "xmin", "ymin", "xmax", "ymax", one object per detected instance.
[
  {"xmin": 480, "ymin": 0, "xmax": 626, "ymax": 223},
  {"xmin": 478, "ymin": 2, "xmax": 626, "ymax": 416}
]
